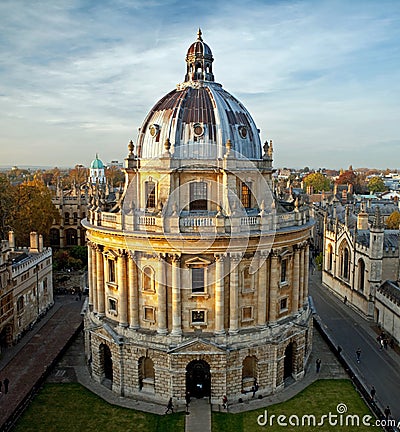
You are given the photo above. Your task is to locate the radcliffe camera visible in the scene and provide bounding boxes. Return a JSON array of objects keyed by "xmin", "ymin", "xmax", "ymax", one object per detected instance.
[{"xmin": 0, "ymin": 2, "xmax": 399, "ymax": 431}]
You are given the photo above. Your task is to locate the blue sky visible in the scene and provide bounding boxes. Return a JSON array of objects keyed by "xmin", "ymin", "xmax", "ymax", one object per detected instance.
[{"xmin": 0, "ymin": 0, "xmax": 399, "ymax": 169}]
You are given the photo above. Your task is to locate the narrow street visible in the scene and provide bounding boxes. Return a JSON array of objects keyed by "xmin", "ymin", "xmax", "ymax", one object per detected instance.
[{"xmin": 309, "ymin": 270, "xmax": 400, "ymax": 420}]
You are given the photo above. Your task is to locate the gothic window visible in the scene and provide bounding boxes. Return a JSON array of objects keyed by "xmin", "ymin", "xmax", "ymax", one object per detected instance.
[
  {"xmin": 191, "ymin": 267, "xmax": 205, "ymax": 293},
  {"xmin": 241, "ymin": 183, "xmax": 251, "ymax": 209},
  {"xmin": 145, "ymin": 181, "xmax": 156, "ymax": 209},
  {"xmin": 340, "ymin": 244, "xmax": 350, "ymax": 280},
  {"xmin": 358, "ymin": 259, "xmax": 365, "ymax": 292},
  {"xmin": 327, "ymin": 244, "xmax": 333, "ymax": 271},
  {"xmin": 189, "ymin": 182, "xmax": 207, "ymax": 211},
  {"xmin": 17, "ymin": 296, "xmax": 24, "ymax": 314},
  {"xmin": 108, "ymin": 259, "xmax": 116, "ymax": 283},
  {"xmin": 142, "ymin": 266, "xmax": 155, "ymax": 292},
  {"xmin": 64, "ymin": 212, "xmax": 70, "ymax": 225},
  {"xmin": 73, "ymin": 212, "xmax": 78, "ymax": 224}
]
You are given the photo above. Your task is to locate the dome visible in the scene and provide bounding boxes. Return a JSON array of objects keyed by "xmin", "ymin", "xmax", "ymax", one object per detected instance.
[
  {"xmin": 136, "ymin": 30, "xmax": 262, "ymax": 161},
  {"xmin": 90, "ymin": 154, "xmax": 104, "ymax": 169}
]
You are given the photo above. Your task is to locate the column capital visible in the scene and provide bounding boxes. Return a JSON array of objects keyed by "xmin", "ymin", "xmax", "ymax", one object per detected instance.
[
  {"xmin": 214, "ymin": 253, "xmax": 226, "ymax": 262},
  {"xmin": 171, "ymin": 254, "xmax": 181, "ymax": 264},
  {"xmin": 230, "ymin": 252, "xmax": 243, "ymax": 262}
]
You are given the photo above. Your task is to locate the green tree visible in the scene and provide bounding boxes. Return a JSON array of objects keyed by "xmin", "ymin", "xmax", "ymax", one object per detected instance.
[
  {"xmin": 386, "ymin": 211, "xmax": 400, "ymax": 229},
  {"xmin": 303, "ymin": 172, "xmax": 331, "ymax": 192},
  {"xmin": 367, "ymin": 177, "xmax": 386, "ymax": 194}
]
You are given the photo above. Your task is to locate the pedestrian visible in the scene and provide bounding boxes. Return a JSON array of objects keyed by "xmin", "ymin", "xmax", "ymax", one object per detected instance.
[
  {"xmin": 343, "ymin": 296, "xmax": 347, "ymax": 305},
  {"xmin": 356, "ymin": 348, "xmax": 361, "ymax": 363},
  {"xmin": 222, "ymin": 395, "xmax": 228, "ymax": 409},
  {"xmin": 185, "ymin": 391, "xmax": 191, "ymax": 413},
  {"xmin": 383, "ymin": 338, "xmax": 388, "ymax": 350},
  {"xmin": 389, "ymin": 338, "xmax": 395, "ymax": 349},
  {"xmin": 370, "ymin": 386, "xmax": 376, "ymax": 401},
  {"xmin": 380, "ymin": 339, "xmax": 384, "ymax": 350},
  {"xmin": 384, "ymin": 405, "xmax": 391, "ymax": 420},
  {"xmin": 3, "ymin": 378, "xmax": 9, "ymax": 394},
  {"xmin": 165, "ymin": 397, "xmax": 174, "ymax": 414},
  {"xmin": 316, "ymin": 358, "xmax": 321, "ymax": 373}
]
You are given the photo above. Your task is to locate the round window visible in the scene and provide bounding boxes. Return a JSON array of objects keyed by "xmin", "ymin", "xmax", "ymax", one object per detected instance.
[
  {"xmin": 149, "ymin": 124, "xmax": 159, "ymax": 137},
  {"xmin": 239, "ymin": 126, "xmax": 247, "ymax": 139},
  {"xmin": 193, "ymin": 123, "xmax": 204, "ymax": 137}
]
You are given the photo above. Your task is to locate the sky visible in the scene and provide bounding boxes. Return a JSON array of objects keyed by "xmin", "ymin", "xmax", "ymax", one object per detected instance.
[{"xmin": 0, "ymin": 0, "xmax": 399, "ymax": 170}]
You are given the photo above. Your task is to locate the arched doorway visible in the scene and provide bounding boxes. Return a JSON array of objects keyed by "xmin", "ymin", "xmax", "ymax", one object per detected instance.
[
  {"xmin": 186, "ymin": 360, "xmax": 211, "ymax": 398},
  {"xmin": 100, "ymin": 343, "xmax": 113, "ymax": 382},
  {"xmin": 284, "ymin": 343, "xmax": 295, "ymax": 379}
]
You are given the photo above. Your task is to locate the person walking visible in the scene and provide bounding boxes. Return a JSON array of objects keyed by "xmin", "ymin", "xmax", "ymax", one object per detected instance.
[
  {"xmin": 316, "ymin": 358, "xmax": 321, "ymax": 373},
  {"xmin": 384, "ymin": 405, "xmax": 391, "ymax": 420},
  {"xmin": 356, "ymin": 348, "xmax": 361, "ymax": 363},
  {"xmin": 370, "ymin": 386, "xmax": 376, "ymax": 401},
  {"xmin": 165, "ymin": 397, "xmax": 174, "ymax": 414},
  {"xmin": 3, "ymin": 378, "xmax": 9, "ymax": 394},
  {"xmin": 222, "ymin": 395, "xmax": 228, "ymax": 409},
  {"xmin": 185, "ymin": 391, "xmax": 191, "ymax": 414}
]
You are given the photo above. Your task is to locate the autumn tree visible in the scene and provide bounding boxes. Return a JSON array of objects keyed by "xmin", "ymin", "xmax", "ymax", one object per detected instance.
[
  {"xmin": 386, "ymin": 211, "xmax": 400, "ymax": 229},
  {"xmin": 303, "ymin": 172, "xmax": 331, "ymax": 192},
  {"xmin": 367, "ymin": 177, "xmax": 386, "ymax": 194},
  {"xmin": 106, "ymin": 165, "xmax": 125, "ymax": 186},
  {"xmin": 0, "ymin": 175, "xmax": 14, "ymax": 239},
  {"xmin": 336, "ymin": 168, "xmax": 367, "ymax": 194}
]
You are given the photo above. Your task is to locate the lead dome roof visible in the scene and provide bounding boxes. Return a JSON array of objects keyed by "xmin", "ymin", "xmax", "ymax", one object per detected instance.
[{"xmin": 137, "ymin": 30, "xmax": 262, "ymax": 160}]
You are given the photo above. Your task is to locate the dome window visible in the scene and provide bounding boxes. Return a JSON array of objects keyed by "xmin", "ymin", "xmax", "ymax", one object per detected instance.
[
  {"xmin": 239, "ymin": 126, "xmax": 248, "ymax": 139},
  {"xmin": 193, "ymin": 123, "xmax": 204, "ymax": 137},
  {"xmin": 149, "ymin": 124, "xmax": 159, "ymax": 138}
]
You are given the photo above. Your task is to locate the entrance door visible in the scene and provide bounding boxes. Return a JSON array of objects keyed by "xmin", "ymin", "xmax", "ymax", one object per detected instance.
[
  {"xmin": 186, "ymin": 360, "xmax": 211, "ymax": 398},
  {"xmin": 284, "ymin": 343, "xmax": 294, "ymax": 379}
]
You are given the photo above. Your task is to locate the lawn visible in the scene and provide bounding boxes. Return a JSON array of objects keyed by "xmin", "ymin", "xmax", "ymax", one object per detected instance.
[
  {"xmin": 13, "ymin": 383, "xmax": 185, "ymax": 432},
  {"xmin": 212, "ymin": 379, "xmax": 374, "ymax": 432}
]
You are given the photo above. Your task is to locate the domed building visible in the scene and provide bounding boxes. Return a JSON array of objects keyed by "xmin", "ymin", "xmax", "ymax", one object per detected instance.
[
  {"xmin": 89, "ymin": 153, "xmax": 106, "ymax": 184},
  {"xmin": 83, "ymin": 30, "xmax": 313, "ymax": 405}
]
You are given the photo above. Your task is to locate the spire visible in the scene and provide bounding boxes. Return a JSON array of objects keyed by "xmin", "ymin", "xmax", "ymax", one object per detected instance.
[
  {"xmin": 372, "ymin": 206, "xmax": 383, "ymax": 229},
  {"xmin": 197, "ymin": 28, "xmax": 203, "ymax": 41}
]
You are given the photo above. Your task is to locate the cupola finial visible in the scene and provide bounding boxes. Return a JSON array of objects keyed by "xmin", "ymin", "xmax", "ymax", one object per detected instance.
[{"xmin": 197, "ymin": 28, "xmax": 203, "ymax": 41}]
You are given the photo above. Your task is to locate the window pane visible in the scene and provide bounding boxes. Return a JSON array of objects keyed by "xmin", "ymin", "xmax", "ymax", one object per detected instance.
[
  {"xmin": 145, "ymin": 182, "xmax": 156, "ymax": 208},
  {"xmin": 190, "ymin": 182, "xmax": 207, "ymax": 211},
  {"xmin": 192, "ymin": 267, "xmax": 204, "ymax": 292},
  {"xmin": 241, "ymin": 183, "xmax": 251, "ymax": 208}
]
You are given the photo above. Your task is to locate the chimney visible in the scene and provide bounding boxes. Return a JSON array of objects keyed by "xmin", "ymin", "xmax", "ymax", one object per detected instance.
[
  {"xmin": 357, "ymin": 211, "xmax": 369, "ymax": 230},
  {"xmin": 39, "ymin": 234, "xmax": 43, "ymax": 253},
  {"xmin": 8, "ymin": 230, "xmax": 15, "ymax": 252},
  {"xmin": 30, "ymin": 232, "xmax": 39, "ymax": 253}
]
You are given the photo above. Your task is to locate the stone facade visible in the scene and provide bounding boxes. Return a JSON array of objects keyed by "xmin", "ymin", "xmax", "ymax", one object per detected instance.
[{"xmin": 83, "ymin": 31, "xmax": 313, "ymax": 406}]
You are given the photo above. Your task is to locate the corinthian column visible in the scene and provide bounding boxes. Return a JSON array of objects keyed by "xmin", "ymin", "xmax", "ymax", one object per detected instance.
[
  {"xmin": 229, "ymin": 253, "xmax": 241, "ymax": 334},
  {"xmin": 269, "ymin": 252, "xmax": 279, "ymax": 323},
  {"xmin": 299, "ymin": 247, "xmax": 305, "ymax": 308},
  {"xmin": 171, "ymin": 254, "xmax": 182, "ymax": 336},
  {"xmin": 257, "ymin": 251, "xmax": 268, "ymax": 327},
  {"xmin": 96, "ymin": 246, "xmax": 105, "ymax": 316},
  {"xmin": 292, "ymin": 247, "xmax": 300, "ymax": 313},
  {"xmin": 89, "ymin": 243, "xmax": 98, "ymax": 311},
  {"xmin": 214, "ymin": 254, "xmax": 225, "ymax": 335},
  {"xmin": 157, "ymin": 254, "xmax": 168, "ymax": 334},
  {"xmin": 303, "ymin": 243, "xmax": 310, "ymax": 307},
  {"xmin": 118, "ymin": 250, "xmax": 128, "ymax": 327},
  {"xmin": 128, "ymin": 253, "xmax": 139, "ymax": 329}
]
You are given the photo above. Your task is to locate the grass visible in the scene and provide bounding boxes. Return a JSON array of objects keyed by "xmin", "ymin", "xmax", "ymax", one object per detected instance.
[
  {"xmin": 13, "ymin": 383, "xmax": 185, "ymax": 432},
  {"xmin": 212, "ymin": 379, "xmax": 374, "ymax": 432}
]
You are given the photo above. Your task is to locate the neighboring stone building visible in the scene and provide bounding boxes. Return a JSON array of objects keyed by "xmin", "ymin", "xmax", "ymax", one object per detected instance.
[
  {"xmin": 0, "ymin": 231, "xmax": 53, "ymax": 351},
  {"xmin": 82, "ymin": 31, "xmax": 313, "ymax": 405}
]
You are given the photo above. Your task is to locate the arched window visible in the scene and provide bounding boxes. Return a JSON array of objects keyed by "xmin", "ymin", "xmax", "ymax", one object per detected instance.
[
  {"xmin": 242, "ymin": 356, "xmax": 257, "ymax": 392},
  {"xmin": 190, "ymin": 182, "xmax": 208, "ymax": 211},
  {"xmin": 66, "ymin": 228, "xmax": 78, "ymax": 246},
  {"xmin": 327, "ymin": 244, "xmax": 333, "ymax": 271},
  {"xmin": 64, "ymin": 212, "xmax": 70, "ymax": 225},
  {"xmin": 145, "ymin": 181, "xmax": 156, "ymax": 209},
  {"xmin": 17, "ymin": 296, "xmax": 24, "ymax": 314},
  {"xmin": 73, "ymin": 212, "xmax": 78, "ymax": 224},
  {"xmin": 142, "ymin": 266, "xmax": 155, "ymax": 291},
  {"xmin": 100, "ymin": 343, "xmax": 113, "ymax": 382},
  {"xmin": 138, "ymin": 356, "xmax": 155, "ymax": 393},
  {"xmin": 339, "ymin": 243, "xmax": 350, "ymax": 280},
  {"xmin": 358, "ymin": 259, "xmax": 365, "ymax": 292}
]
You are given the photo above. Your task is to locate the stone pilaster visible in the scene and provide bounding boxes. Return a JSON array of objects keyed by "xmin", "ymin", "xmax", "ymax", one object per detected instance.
[
  {"xmin": 303, "ymin": 243, "xmax": 310, "ymax": 306},
  {"xmin": 118, "ymin": 250, "xmax": 128, "ymax": 327},
  {"xmin": 171, "ymin": 254, "xmax": 182, "ymax": 335},
  {"xmin": 157, "ymin": 254, "xmax": 168, "ymax": 334},
  {"xmin": 292, "ymin": 247, "xmax": 300, "ymax": 313},
  {"xmin": 96, "ymin": 246, "xmax": 105, "ymax": 316},
  {"xmin": 214, "ymin": 254, "xmax": 225, "ymax": 335},
  {"xmin": 299, "ymin": 247, "xmax": 305, "ymax": 308},
  {"xmin": 257, "ymin": 251, "xmax": 268, "ymax": 327},
  {"xmin": 229, "ymin": 253, "xmax": 241, "ymax": 334},
  {"xmin": 269, "ymin": 252, "xmax": 279, "ymax": 323},
  {"xmin": 128, "ymin": 253, "xmax": 139, "ymax": 329}
]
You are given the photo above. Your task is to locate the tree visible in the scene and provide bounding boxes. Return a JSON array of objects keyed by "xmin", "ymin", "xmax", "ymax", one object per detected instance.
[
  {"xmin": 106, "ymin": 165, "xmax": 125, "ymax": 186},
  {"xmin": 303, "ymin": 172, "xmax": 331, "ymax": 192},
  {"xmin": 368, "ymin": 177, "xmax": 386, "ymax": 194},
  {"xmin": 0, "ymin": 175, "xmax": 14, "ymax": 239},
  {"xmin": 386, "ymin": 211, "xmax": 400, "ymax": 229},
  {"xmin": 336, "ymin": 169, "xmax": 367, "ymax": 194}
]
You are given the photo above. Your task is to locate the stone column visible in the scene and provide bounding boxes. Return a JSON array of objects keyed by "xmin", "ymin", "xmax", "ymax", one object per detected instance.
[
  {"xmin": 214, "ymin": 254, "xmax": 225, "ymax": 335},
  {"xmin": 292, "ymin": 247, "xmax": 300, "ymax": 313},
  {"xmin": 171, "ymin": 255, "xmax": 182, "ymax": 336},
  {"xmin": 157, "ymin": 254, "xmax": 168, "ymax": 334},
  {"xmin": 128, "ymin": 253, "xmax": 139, "ymax": 329},
  {"xmin": 118, "ymin": 250, "xmax": 128, "ymax": 327},
  {"xmin": 257, "ymin": 251, "xmax": 268, "ymax": 327},
  {"xmin": 303, "ymin": 243, "xmax": 310, "ymax": 306},
  {"xmin": 299, "ymin": 247, "xmax": 305, "ymax": 308},
  {"xmin": 96, "ymin": 246, "xmax": 105, "ymax": 316},
  {"xmin": 88, "ymin": 243, "xmax": 96, "ymax": 310},
  {"xmin": 269, "ymin": 252, "xmax": 279, "ymax": 323},
  {"xmin": 229, "ymin": 253, "xmax": 240, "ymax": 334}
]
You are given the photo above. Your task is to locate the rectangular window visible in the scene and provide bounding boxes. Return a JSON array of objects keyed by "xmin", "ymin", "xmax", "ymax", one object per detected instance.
[
  {"xmin": 241, "ymin": 183, "xmax": 251, "ymax": 209},
  {"xmin": 191, "ymin": 310, "xmax": 205, "ymax": 324},
  {"xmin": 191, "ymin": 267, "xmax": 205, "ymax": 293},
  {"xmin": 280, "ymin": 298, "xmax": 288, "ymax": 311},
  {"xmin": 109, "ymin": 298, "xmax": 117, "ymax": 312},
  {"xmin": 190, "ymin": 182, "xmax": 207, "ymax": 211},
  {"xmin": 144, "ymin": 307, "xmax": 155, "ymax": 322},
  {"xmin": 242, "ymin": 306, "xmax": 253, "ymax": 321},
  {"xmin": 108, "ymin": 260, "xmax": 116, "ymax": 283},
  {"xmin": 280, "ymin": 259, "xmax": 287, "ymax": 283},
  {"xmin": 145, "ymin": 182, "xmax": 156, "ymax": 209}
]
